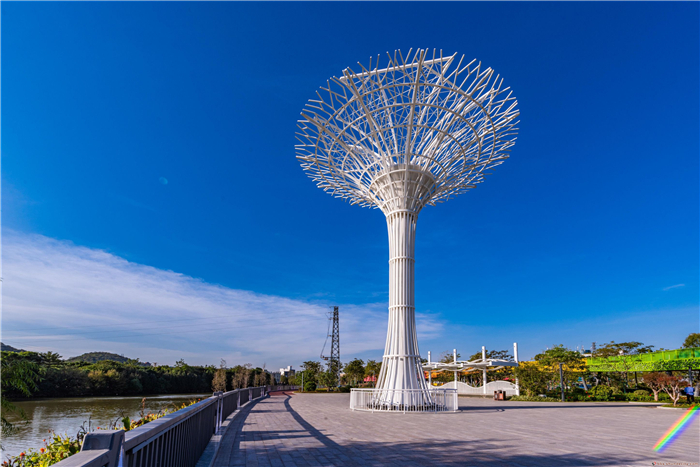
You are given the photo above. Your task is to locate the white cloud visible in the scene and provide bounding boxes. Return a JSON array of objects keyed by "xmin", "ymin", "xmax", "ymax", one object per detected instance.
[
  {"xmin": 1, "ymin": 231, "xmax": 444, "ymax": 368},
  {"xmin": 663, "ymin": 283, "xmax": 685, "ymax": 291}
]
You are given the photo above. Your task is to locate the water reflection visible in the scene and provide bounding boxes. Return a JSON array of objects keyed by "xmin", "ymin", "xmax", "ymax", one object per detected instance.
[{"xmin": 1, "ymin": 393, "xmax": 209, "ymax": 459}]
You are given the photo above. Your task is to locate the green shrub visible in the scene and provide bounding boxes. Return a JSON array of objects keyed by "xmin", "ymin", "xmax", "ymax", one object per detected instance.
[
  {"xmin": 509, "ymin": 395, "xmax": 561, "ymax": 402},
  {"xmin": 589, "ymin": 385, "xmax": 614, "ymax": 401},
  {"xmin": 626, "ymin": 393, "xmax": 653, "ymax": 402},
  {"xmin": 625, "ymin": 389, "xmax": 655, "ymax": 402},
  {"xmin": 513, "ymin": 366, "xmax": 548, "ymax": 397},
  {"xmin": 338, "ymin": 385, "xmax": 352, "ymax": 393},
  {"xmin": 303, "ymin": 382, "xmax": 316, "ymax": 392}
]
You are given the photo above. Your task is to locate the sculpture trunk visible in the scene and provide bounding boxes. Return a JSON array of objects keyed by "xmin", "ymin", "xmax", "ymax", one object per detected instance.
[{"xmin": 376, "ymin": 210, "xmax": 428, "ymax": 395}]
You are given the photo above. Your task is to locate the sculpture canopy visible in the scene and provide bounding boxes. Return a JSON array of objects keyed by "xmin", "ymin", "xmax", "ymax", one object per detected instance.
[{"xmin": 296, "ymin": 48, "xmax": 519, "ymax": 211}]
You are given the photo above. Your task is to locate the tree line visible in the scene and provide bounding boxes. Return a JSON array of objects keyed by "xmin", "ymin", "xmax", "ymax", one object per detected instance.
[
  {"xmin": 512, "ymin": 335, "xmax": 699, "ymax": 405},
  {"xmin": 1, "ymin": 351, "xmax": 273, "ymax": 400},
  {"xmin": 280, "ymin": 358, "xmax": 381, "ymax": 391},
  {"xmin": 1, "ymin": 350, "xmax": 276, "ymax": 441}
]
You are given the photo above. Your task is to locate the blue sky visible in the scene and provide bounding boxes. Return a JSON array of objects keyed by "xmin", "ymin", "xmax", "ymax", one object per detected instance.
[{"xmin": 2, "ymin": 2, "xmax": 698, "ymax": 368}]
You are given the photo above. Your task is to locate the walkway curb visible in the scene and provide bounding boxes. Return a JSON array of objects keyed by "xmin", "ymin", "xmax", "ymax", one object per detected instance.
[{"xmin": 195, "ymin": 394, "xmax": 267, "ymax": 467}]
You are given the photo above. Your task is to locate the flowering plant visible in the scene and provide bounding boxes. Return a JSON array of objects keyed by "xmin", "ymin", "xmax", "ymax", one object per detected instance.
[
  {"xmin": 2, "ymin": 430, "xmax": 83, "ymax": 467},
  {"xmin": 2, "ymin": 398, "xmax": 201, "ymax": 466}
]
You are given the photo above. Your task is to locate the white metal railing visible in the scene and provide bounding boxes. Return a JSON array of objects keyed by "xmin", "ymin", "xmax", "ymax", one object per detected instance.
[
  {"xmin": 349, "ymin": 388, "xmax": 458, "ymax": 413},
  {"xmin": 437, "ymin": 380, "xmax": 518, "ymax": 396}
]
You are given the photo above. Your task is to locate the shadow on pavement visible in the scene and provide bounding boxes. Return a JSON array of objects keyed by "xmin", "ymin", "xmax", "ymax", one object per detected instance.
[{"xmin": 221, "ymin": 395, "xmax": 650, "ymax": 466}]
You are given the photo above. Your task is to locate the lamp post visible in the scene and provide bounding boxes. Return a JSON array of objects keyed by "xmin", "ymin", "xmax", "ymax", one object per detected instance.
[
  {"xmin": 482, "ymin": 346, "xmax": 488, "ymax": 395},
  {"xmin": 514, "ymin": 342, "xmax": 520, "ymax": 396},
  {"xmin": 454, "ymin": 349, "xmax": 458, "ymax": 386},
  {"xmin": 559, "ymin": 363, "xmax": 565, "ymax": 402}
]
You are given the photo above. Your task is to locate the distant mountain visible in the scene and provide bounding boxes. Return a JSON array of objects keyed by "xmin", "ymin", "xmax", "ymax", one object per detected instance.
[
  {"xmin": 1, "ymin": 342, "xmax": 26, "ymax": 352},
  {"xmin": 66, "ymin": 351, "xmax": 133, "ymax": 364}
]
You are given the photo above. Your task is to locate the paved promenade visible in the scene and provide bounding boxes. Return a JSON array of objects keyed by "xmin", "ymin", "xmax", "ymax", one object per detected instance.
[{"xmin": 212, "ymin": 393, "xmax": 699, "ymax": 467}]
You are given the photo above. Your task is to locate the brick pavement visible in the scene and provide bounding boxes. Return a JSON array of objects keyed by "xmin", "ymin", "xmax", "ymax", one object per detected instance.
[{"xmin": 211, "ymin": 393, "xmax": 699, "ymax": 467}]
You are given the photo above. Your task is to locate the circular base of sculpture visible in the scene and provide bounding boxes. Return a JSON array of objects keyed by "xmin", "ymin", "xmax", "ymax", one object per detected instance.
[{"xmin": 349, "ymin": 388, "xmax": 457, "ymax": 413}]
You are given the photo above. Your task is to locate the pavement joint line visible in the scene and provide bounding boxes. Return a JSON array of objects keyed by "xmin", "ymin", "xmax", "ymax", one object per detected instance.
[{"xmin": 210, "ymin": 393, "xmax": 699, "ymax": 466}]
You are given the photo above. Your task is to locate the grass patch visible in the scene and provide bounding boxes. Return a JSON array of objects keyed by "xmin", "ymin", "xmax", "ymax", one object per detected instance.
[
  {"xmin": 509, "ymin": 395, "xmax": 561, "ymax": 402},
  {"xmin": 661, "ymin": 403, "xmax": 698, "ymax": 409}
]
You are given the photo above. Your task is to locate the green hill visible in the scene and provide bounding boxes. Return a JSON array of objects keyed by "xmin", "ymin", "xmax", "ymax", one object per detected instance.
[
  {"xmin": 1, "ymin": 342, "xmax": 26, "ymax": 352},
  {"xmin": 66, "ymin": 351, "xmax": 133, "ymax": 364}
]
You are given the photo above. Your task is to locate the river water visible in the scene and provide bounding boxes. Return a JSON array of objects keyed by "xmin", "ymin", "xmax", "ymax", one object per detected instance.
[{"xmin": 1, "ymin": 393, "xmax": 210, "ymax": 460}]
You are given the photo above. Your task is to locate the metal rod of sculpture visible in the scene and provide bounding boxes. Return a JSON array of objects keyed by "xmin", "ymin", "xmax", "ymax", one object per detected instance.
[{"xmin": 296, "ymin": 49, "xmax": 519, "ymax": 409}]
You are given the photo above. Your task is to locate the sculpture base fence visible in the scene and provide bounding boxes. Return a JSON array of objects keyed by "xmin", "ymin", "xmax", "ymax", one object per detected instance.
[
  {"xmin": 437, "ymin": 380, "xmax": 519, "ymax": 397},
  {"xmin": 349, "ymin": 388, "xmax": 457, "ymax": 413}
]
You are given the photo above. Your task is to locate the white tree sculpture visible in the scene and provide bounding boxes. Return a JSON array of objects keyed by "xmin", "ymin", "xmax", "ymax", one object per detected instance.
[{"xmin": 296, "ymin": 49, "xmax": 519, "ymax": 408}]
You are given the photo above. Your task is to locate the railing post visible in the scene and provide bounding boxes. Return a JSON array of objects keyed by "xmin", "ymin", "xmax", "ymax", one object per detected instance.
[
  {"xmin": 217, "ymin": 392, "xmax": 223, "ymax": 432},
  {"xmin": 213, "ymin": 392, "xmax": 219, "ymax": 433},
  {"xmin": 81, "ymin": 430, "xmax": 124, "ymax": 467}
]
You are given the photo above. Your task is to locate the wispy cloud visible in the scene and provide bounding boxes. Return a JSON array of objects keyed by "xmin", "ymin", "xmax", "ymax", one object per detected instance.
[
  {"xmin": 1, "ymin": 231, "xmax": 444, "ymax": 368},
  {"xmin": 663, "ymin": 283, "xmax": 685, "ymax": 291}
]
